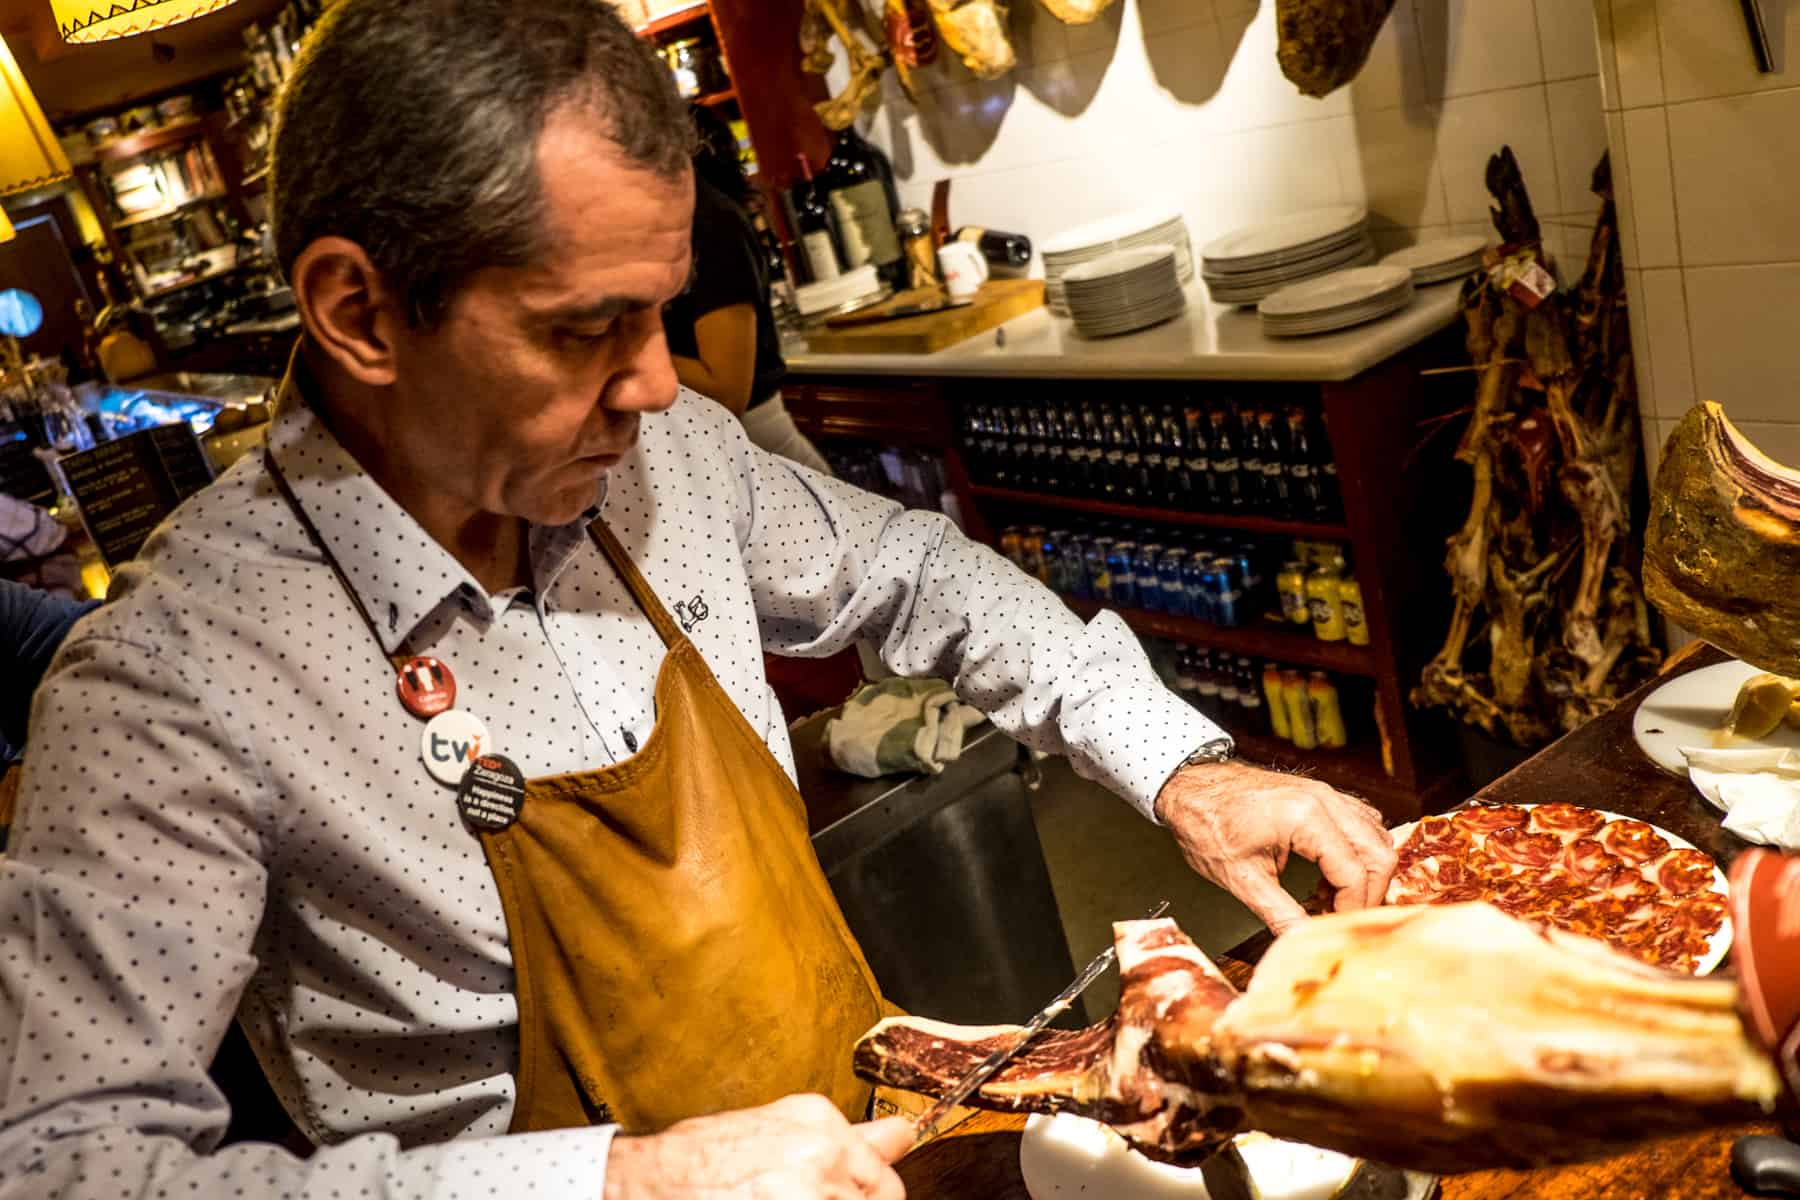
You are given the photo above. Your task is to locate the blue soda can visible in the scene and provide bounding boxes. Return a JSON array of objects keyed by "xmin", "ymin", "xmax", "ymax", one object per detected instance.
[
  {"xmin": 1064, "ymin": 534, "xmax": 1090, "ymax": 599},
  {"xmin": 1210, "ymin": 554, "xmax": 1242, "ymax": 628},
  {"xmin": 1108, "ymin": 540, "xmax": 1139, "ymax": 608},
  {"xmin": 1159, "ymin": 548, "xmax": 1189, "ymax": 617},
  {"xmin": 1183, "ymin": 551, "xmax": 1214, "ymax": 623},
  {"xmin": 1086, "ymin": 537, "xmax": 1113, "ymax": 600},
  {"xmin": 1135, "ymin": 543, "xmax": 1164, "ymax": 612}
]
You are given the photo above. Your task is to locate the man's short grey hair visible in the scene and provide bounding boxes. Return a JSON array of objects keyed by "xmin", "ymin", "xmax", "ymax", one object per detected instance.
[{"xmin": 271, "ymin": 0, "xmax": 692, "ymax": 328}]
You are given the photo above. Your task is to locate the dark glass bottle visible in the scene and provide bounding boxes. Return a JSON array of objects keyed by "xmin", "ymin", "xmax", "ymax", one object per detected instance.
[
  {"xmin": 1238, "ymin": 406, "xmax": 1266, "ymax": 513},
  {"xmin": 953, "ymin": 226, "xmax": 1033, "ymax": 269},
  {"xmin": 1208, "ymin": 407, "xmax": 1245, "ymax": 512},
  {"xmin": 1183, "ymin": 403, "xmax": 1215, "ymax": 511},
  {"xmin": 1162, "ymin": 404, "xmax": 1191, "ymax": 507},
  {"xmin": 1258, "ymin": 410, "xmax": 1294, "ymax": 520},
  {"xmin": 1118, "ymin": 404, "xmax": 1147, "ymax": 503},
  {"xmin": 1313, "ymin": 409, "xmax": 1343, "ymax": 519},
  {"xmin": 1140, "ymin": 403, "xmax": 1168, "ymax": 505},
  {"xmin": 790, "ymin": 155, "xmax": 843, "ymax": 283},
  {"xmin": 822, "ymin": 127, "xmax": 903, "ymax": 287},
  {"xmin": 1286, "ymin": 407, "xmax": 1321, "ymax": 519},
  {"xmin": 1080, "ymin": 404, "xmax": 1107, "ymax": 497},
  {"xmin": 1099, "ymin": 405, "xmax": 1124, "ymax": 500}
]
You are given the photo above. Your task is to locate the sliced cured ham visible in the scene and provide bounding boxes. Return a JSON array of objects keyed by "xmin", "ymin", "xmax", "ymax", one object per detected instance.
[
  {"xmin": 1454, "ymin": 803, "xmax": 1530, "ymax": 833},
  {"xmin": 1562, "ymin": 837, "xmax": 1622, "ymax": 883},
  {"xmin": 1486, "ymin": 825, "xmax": 1563, "ymax": 867},
  {"xmin": 1653, "ymin": 848, "xmax": 1721, "ymax": 897},
  {"xmin": 1598, "ymin": 819, "xmax": 1672, "ymax": 865},
  {"xmin": 855, "ymin": 908, "xmax": 1785, "ymax": 1172},
  {"xmin": 1529, "ymin": 802, "xmax": 1608, "ymax": 838}
]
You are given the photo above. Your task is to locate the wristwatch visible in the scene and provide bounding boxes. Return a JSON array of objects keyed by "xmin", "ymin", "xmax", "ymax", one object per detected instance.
[{"xmin": 1177, "ymin": 736, "xmax": 1237, "ymax": 771}]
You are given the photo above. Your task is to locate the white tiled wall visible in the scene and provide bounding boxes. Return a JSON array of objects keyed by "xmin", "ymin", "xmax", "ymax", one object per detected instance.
[
  {"xmin": 835, "ymin": 0, "xmax": 1607, "ymax": 280},
  {"xmin": 1596, "ymin": 0, "xmax": 1800, "ymax": 480}
]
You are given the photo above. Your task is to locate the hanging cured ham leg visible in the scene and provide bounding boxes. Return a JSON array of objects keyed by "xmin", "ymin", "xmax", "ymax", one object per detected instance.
[
  {"xmin": 1645, "ymin": 402, "xmax": 1800, "ymax": 678},
  {"xmin": 1275, "ymin": 0, "xmax": 1396, "ymax": 97},
  {"xmin": 855, "ymin": 908, "xmax": 1785, "ymax": 1173}
]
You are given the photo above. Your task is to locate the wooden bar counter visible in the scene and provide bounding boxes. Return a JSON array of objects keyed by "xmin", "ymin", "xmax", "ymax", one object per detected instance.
[{"xmin": 896, "ymin": 643, "xmax": 1782, "ymax": 1198}]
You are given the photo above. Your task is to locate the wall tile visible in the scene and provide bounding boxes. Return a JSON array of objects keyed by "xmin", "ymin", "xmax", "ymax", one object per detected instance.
[
  {"xmin": 1536, "ymin": 0, "xmax": 1601, "ymax": 81},
  {"xmin": 1371, "ymin": 223, "xmax": 1454, "ymax": 256},
  {"xmin": 1342, "ymin": 104, "xmax": 1449, "ymax": 229},
  {"xmin": 1546, "ymin": 76, "xmax": 1608, "ymax": 219},
  {"xmin": 1668, "ymin": 89, "xmax": 1800, "ymax": 266},
  {"xmin": 1604, "ymin": 110, "xmax": 1638, "ymax": 266},
  {"xmin": 1686, "ymin": 265, "xmax": 1800, "ymax": 422},
  {"xmin": 1622, "ymin": 267, "xmax": 1657, "ymax": 419},
  {"xmin": 1416, "ymin": 0, "xmax": 1545, "ymax": 100},
  {"xmin": 1621, "ymin": 106, "xmax": 1678, "ymax": 267},
  {"xmin": 1609, "ymin": 0, "xmax": 1664, "ymax": 108},
  {"xmin": 1643, "ymin": 415, "xmax": 1676, "ymax": 478},
  {"xmin": 1347, "ymin": 0, "xmax": 1429, "ymax": 113},
  {"xmin": 1657, "ymin": 0, "xmax": 1800, "ymax": 104},
  {"xmin": 1436, "ymin": 86, "xmax": 1559, "ymax": 226},
  {"xmin": 1640, "ymin": 267, "xmax": 1694, "ymax": 419},
  {"xmin": 1593, "ymin": 0, "xmax": 1622, "ymax": 109}
]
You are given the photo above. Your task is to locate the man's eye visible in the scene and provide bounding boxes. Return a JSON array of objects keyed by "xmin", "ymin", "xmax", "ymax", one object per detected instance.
[{"xmin": 560, "ymin": 326, "xmax": 612, "ymax": 346}]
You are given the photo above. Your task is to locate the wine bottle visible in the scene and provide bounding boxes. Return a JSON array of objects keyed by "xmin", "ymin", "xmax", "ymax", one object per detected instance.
[
  {"xmin": 953, "ymin": 225, "xmax": 1033, "ymax": 269},
  {"xmin": 822, "ymin": 127, "xmax": 903, "ymax": 286},
  {"xmin": 791, "ymin": 155, "xmax": 842, "ymax": 283}
]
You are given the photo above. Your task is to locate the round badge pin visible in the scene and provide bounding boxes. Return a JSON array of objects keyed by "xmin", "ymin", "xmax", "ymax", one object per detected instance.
[
  {"xmin": 457, "ymin": 753, "xmax": 527, "ymax": 831},
  {"xmin": 421, "ymin": 709, "xmax": 492, "ymax": 787},
  {"xmin": 396, "ymin": 655, "xmax": 457, "ymax": 719}
]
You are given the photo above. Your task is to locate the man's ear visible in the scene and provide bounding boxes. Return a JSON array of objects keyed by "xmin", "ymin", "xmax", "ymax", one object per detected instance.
[{"xmin": 290, "ymin": 237, "xmax": 404, "ymax": 387}]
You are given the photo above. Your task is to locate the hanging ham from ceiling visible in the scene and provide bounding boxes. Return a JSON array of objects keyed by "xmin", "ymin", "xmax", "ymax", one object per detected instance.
[{"xmin": 1275, "ymin": 0, "xmax": 1397, "ymax": 97}]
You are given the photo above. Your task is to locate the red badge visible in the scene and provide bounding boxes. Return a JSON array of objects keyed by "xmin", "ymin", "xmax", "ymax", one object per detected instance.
[{"xmin": 396, "ymin": 656, "xmax": 457, "ymax": 719}]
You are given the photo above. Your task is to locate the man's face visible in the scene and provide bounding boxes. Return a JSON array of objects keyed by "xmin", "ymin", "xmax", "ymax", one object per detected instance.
[{"xmin": 384, "ymin": 105, "xmax": 695, "ymax": 528}]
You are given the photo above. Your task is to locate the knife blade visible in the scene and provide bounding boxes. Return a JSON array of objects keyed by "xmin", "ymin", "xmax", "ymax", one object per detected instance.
[{"xmin": 908, "ymin": 899, "xmax": 1171, "ymax": 1145}]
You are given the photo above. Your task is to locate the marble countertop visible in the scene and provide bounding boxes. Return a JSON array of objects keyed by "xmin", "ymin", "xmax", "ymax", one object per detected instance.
[{"xmin": 785, "ymin": 279, "xmax": 1464, "ymax": 383}]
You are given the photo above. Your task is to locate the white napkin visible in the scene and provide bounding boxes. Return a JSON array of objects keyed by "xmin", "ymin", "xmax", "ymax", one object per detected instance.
[{"xmin": 1681, "ymin": 746, "xmax": 1800, "ymax": 849}]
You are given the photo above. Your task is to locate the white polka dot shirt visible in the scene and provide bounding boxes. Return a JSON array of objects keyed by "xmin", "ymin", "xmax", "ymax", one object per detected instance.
[{"xmin": 0, "ymin": 387, "xmax": 1217, "ymax": 1197}]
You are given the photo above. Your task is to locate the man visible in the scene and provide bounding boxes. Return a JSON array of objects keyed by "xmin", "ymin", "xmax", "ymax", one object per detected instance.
[{"xmin": 0, "ymin": 2, "xmax": 1394, "ymax": 1197}]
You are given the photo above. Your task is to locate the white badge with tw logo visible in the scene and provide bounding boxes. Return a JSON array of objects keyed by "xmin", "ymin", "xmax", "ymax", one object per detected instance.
[{"xmin": 421, "ymin": 709, "xmax": 494, "ymax": 786}]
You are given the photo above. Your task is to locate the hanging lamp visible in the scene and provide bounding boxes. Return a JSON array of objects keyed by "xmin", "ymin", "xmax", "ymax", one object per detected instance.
[
  {"xmin": 0, "ymin": 35, "xmax": 72, "ymax": 242},
  {"xmin": 52, "ymin": 0, "xmax": 242, "ymax": 45}
]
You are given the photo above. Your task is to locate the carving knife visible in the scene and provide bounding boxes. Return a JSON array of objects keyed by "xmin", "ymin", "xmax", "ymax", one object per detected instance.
[{"xmin": 908, "ymin": 899, "xmax": 1171, "ymax": 1145}]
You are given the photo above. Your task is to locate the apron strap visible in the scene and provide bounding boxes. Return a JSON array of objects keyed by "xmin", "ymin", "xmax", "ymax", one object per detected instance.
[{"xmin": 587, "ymin": 520, "xmax": 684, "ymax": 649}]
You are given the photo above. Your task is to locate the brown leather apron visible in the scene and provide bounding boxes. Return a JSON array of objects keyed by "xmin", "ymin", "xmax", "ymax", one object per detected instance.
[
  {"xmin": 486, "ymin": 522, "xmax": 887, "ymax": 1133},
  {"xmin": 263, "ymin": 439, "xmax": 886, "ymax": 1135}
]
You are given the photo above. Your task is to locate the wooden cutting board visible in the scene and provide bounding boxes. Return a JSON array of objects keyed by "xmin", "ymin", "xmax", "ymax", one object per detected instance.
[{"xmin": 802, "ymin": 279, "xmax": 1045, "ymax": 355}]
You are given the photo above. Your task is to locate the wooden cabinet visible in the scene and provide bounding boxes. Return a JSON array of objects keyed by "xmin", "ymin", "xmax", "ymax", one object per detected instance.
[{"xmin": 784, "ymin": 340, "xmax": 1472, "ymax": 823}]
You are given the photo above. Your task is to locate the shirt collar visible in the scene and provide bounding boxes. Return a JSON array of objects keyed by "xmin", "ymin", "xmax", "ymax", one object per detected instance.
[{"xmin": 265, "ymin": 351, "xmax": 605, "ymax": 655}]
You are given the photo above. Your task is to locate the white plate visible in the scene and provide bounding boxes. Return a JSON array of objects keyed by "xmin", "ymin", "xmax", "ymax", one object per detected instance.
[
  {"xmin": 1258, "ymin": 265, "xmax": 1414, "ymax": 318},
  {"xmin": 1200, "ymin": 205, "xmax": 1368, "ymax": 264},
  {"xmin": 1043, "ymin": 209, "xmax": 1185, "ymax": 257},
  {"xmin": 1632, "ymin": 659, "xmax": 1800, "ymax": 775},
  {"xmin": 1387, "ymin": 803, "xmax": 1732, "ymax": 976},
  {"xmin": 1062, "ymin": 245, "xmax": 1179, "ymax": 284},
  {"xmin": 1261, "ymin": 294, "xmax": 1413, "ymax": 337},
  {"xmin": 1380, "ymin": 235, "xmax": 1489, "ymax": 275}
]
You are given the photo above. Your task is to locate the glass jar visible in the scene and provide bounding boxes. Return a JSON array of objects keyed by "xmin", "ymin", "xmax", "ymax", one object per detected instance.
[{"xmin": 896, "ymin": 207, "xmax": 938, "ymax": 291}]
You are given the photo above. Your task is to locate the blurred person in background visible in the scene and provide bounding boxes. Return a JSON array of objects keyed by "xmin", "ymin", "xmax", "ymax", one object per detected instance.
[{"xmin": 663, "ymin": 103, "xmax": 831, "ymax": 474}]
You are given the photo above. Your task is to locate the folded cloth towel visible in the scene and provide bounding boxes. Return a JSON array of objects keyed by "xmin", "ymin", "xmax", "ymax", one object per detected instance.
[
  {"xmin": 1681, "ymin": 745, "xmax": 1800, "ymax": 849},
  {"xmin": 826, "ymin": 677, "xmax": 987, "ymax": 778}
]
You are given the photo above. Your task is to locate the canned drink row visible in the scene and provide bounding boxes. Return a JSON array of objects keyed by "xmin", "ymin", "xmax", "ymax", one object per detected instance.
[
  {"xmin": 998, "ymin": 523, "xmax": 1282, "ymax": 628},
  {"xmin": 1160, "ymin": 642, "xmax": 1350, "ymax": 751}
]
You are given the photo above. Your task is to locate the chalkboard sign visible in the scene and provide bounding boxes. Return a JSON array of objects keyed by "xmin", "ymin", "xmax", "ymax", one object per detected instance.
[{"xmin": 61, "ymin": 424, "xmax": 214, "ymax": 568}]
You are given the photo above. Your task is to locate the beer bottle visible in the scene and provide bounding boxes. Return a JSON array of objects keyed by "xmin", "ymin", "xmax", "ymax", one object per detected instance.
[
  {"xmin": 1183, "ymin": 404, "xmax": 1216, "ymax": 511},
  {"xmin": 1099, "ymin": 405, "xmax": 1124, "ymax": 500},
  {"xmin": 1118, "ymin": 405, "xmax": 1148, "ymax": 503},
  {"xmin": 1305, "ymin": 407, "xmax": 1342, "ymax": 519},
  {"xmin": 1208, "ymin": 407, "xmax": 1245, "ymax": 512},
  {"xmin": 1238, "ymin": 405, "xmax": 1266, "ymax": 513},
  {"xmin": 1309, "ymin": 671, "xmax": 1349, "ymax": 749},
  {"xmin": 1262, "ymin": 662, "xmax": 1292, "ymax": 741},
  {"xmin": 1283, "ymin": 669, "xmax": 1318, "ymax": 750},
  {"xmin": 1162, "ymin": 404, "xmax": 1191, "ymax": 506},
  {"xmin": 1287, "ymin": 407, "xmax": 1322, "ymax": 519},
  {"xmin": 1140, "ymin": 403, "xmax": 1168, "ymax": 504},
  {"xmin": 1259, "ymin": 410, "xmax": 1294, "ymax": 519},
  {"xmin": 1235, "ymin": 656, "xmax": 1270, "ymax": 737}
]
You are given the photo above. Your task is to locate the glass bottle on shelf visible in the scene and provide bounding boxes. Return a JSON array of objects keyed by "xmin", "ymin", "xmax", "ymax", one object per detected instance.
[
  {"xmin": 1208, "ymin": 406, "xmax": 1245, "ymax": 512},
  {"xmin": 1238, "ymin": 405, "xmax": 1266, "ymax": 513},
  {"xmin": 1183, "ymin": 401, "xmax": 1215, "ymax": 511},
  {"xmin": 1258, "ymin": 410, "xmax": 1293, "ymax": 519},
  {"xmin": 1287, "ymin": 407, "xmax": 1322, "ymax": 519}
]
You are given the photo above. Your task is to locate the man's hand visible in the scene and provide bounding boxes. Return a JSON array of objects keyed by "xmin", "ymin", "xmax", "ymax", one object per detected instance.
[
  {"xmin": 603, "ymin": 1093, "xmax": 912, "ymax": 1199},
  {"xmin": 1154, "ymin": 759, "xmax": 1397, "ymax": 934}
]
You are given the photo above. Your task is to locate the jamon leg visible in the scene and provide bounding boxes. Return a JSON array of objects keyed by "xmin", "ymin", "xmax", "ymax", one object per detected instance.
[
  {"xmin": 1274, "ymin": 0, "xmax": 1397, "ymax": 97},
  {"xmin": 854, "ymin": 906, "xmax": 1785, "ymax": 1172},
  {"xmin": 1645, "ymin": 402, "xmax": 1800, "ymax": 678}
]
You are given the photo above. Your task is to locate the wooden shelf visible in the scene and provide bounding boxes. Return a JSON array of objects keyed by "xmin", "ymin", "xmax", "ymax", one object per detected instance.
[
  {"xmin": 143, "ymin": 259, "xmax": 249, "ymax": 300},
  {"xmin": 697, "ymin": 87, "xmax": 737, "ymax": 108},
  {"xmin": 112, "ymin": 190, "xmax": 225, "ymax": 229},
  {"xmin": 1064, "ymin": 597, "xmax": 1378, "ymax": 677},
  {"xmin": 636, "ymin": 3, "xmax": 710, "ymax": 37},
  {"xmin": 968, "ymin": 484, "xmax": 1349, "ymax": 541},
  {"xmin": 93, "ymin": 118, "xmax": 206, "ymax": 164}
]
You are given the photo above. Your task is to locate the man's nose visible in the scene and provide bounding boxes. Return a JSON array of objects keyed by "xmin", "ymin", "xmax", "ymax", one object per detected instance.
[{"xmin": 606, "ymin": 320, "xmax": 680, "ymax": 414}]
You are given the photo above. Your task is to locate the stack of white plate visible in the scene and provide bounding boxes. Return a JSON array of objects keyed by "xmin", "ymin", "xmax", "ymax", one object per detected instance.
[
  {"xmin": 1201, "ymin": 205, "xmax": 1375, "ymax": 305},
  {"xmin": 1062, "ymin": 245, "xmax": 1187, "ymax": 338},
  {"xmin": 1258, "ymin": 264, "xmax": 1415, "ymax": 337},
  {"xmin": 1042, "ymin": 209, "xmax": 1194, "ymax": 316},
  {"xmin": 795, "ymin": 264, "xmax": 889, "ymax": 322},
  {"xmin": 1380, "ymin": 235, "xmax": 1489, "ymax": 286}
]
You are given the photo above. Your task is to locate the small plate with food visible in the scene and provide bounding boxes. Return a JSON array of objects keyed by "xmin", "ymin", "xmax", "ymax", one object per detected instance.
[
  {"xmin": 1385, "ymin": 801, "xmax": 1730, "ymax": 976},
  {"xmin": 1633, "ymin": 659, "xmax": 1800, "ymax": 775}
]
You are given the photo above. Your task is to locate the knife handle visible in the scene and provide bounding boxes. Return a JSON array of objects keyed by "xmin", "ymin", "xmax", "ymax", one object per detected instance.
[{"xmin": 1734, "ymin": 1136, "xmax": 1800, "ymax": 1196}]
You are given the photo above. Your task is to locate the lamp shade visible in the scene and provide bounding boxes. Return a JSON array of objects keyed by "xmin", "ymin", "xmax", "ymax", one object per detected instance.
[
  {"xmin": 0, "ymin": 36, "xmax": 70, "ymax": 196},
  {"xmin": 53, "ymin": 0, "xmax": 242, "ymax": 44},
  {"xmin": 0, "ymin": 207, "xmax": 13, "ymax": 243}
]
